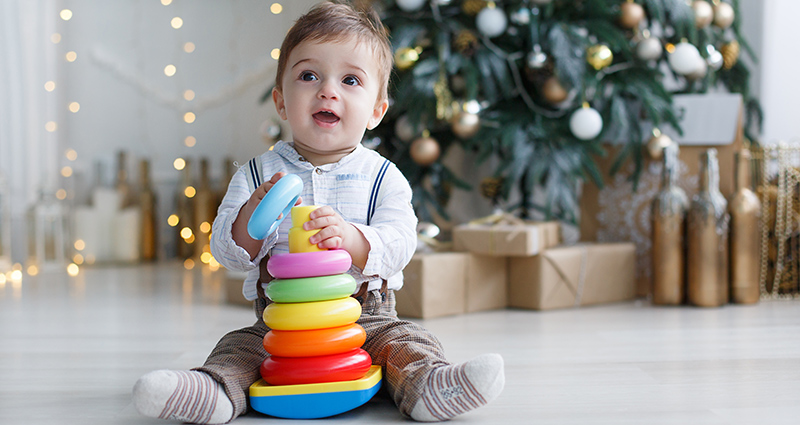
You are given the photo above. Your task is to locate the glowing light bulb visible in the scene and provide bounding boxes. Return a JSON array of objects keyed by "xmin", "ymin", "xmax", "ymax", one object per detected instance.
[
  {"xmin": 271, "ymin": 48, "xmax": 280, "ymax": 60},
  {"xmin": 161, "ymin": 0, "xmax": 172, "ymax": 5},
  {"xmin": 184, "ymin": 186, "xmax": 196, "ymax": 198},
  {"xmin": 27, "ymin": 265, "xmax": 39, "ymax": 276},
  {"xmin": 68, "ymin": 102, "xmax": 80, "ymax": 113},
  {"xmin": 66, "ymin": 149, "xmax": 78, "ymax": 161},
  {"xmin": 73, "ymin": 254, "xmax": 84, "ymax": 265},
  {"xmin": 66, "ymin": 51, "xmax": 77, "ymax": 62},
  {"xmin": 74, "ymin": 239, "xmax": 85, "ymax": 251},
  {"xmin": 200, "ymin": 222, "xmax": 211, "ymax": 233},
  {"xmin": 168, "ymin": 214, "xmax": 180, "ymax": 227},
  {"xmin": 173, "ymin": 158, "xmax": 186, "ymax": 170},
  {"xmin": 200, "ymin": 252, "xmax": 213, "ymax": 264},
  {"xmin": 184, "ymin": 42, "xmax": 195, "ymax": 53},
  {"xmin": 184, "ymin": 112, "xmax": 196, "ymax": 123},
  {"xmin": 61, "ymin": 166, "xmax": 73, "ymax": 177},
  {"xmin": 45, "ymin": 121, "xmax": 57, "ymax": 132},
  {"xmin": 56, "ymin": 189, "xmax": 67, "ymax": 200},
  {"xmin": 171, "ymin": 17, "xmax": 183, "ymax": 29},
  {"xmin": 184, "ymin": 90, "xmax": 195, "ymax": 101},
  {"xmin": 181, "ymin": 227, "xmax": 193, "ymax": 239},
  {"xmin": 271, "ymin": 3, "xmax": 283, "ymax": 14},
  {"xmin": 51, "ymin": 33, "xmax": 61, "ymax": 44},
  {"xmin": 60, "ymin": 9, "xmax": 73, "ymax": 21},
  {"xmin": 45, "ymin": 81, "xmax": 56, "ymax": 92},
  {"xmin": 67, "ymin": 263, "xmax": 80, "ymax": 276},
  {"xmin": 164, "ymin": 64, "xmax": 177, "ymax": 76},
  {"xmin": 184, "ymin": 259, "xmax": 195, "ymax": 269},
  {"xmin": 184, "ymin": 136, "xmax": 196, "ymax": 147}
]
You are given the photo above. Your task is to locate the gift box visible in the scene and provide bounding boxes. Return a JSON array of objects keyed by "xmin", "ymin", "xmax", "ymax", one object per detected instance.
[
  {"xmin": 465, "ymin": 254, "xmax": 508, "ymax": 313},
  {"xmin": 396, "ymin": 252, "xmax": 468, "ymax": 319},
  {"xmin": 453, "ymin": 220, "xmax": 561, "ymax": 257},
  {"xmin": 579, "ymin": 93, "xmax": 744, "ymax": 296},
  {"xmin": 508, "ymin": 243, "xmax": 636, "ymax": 310}
]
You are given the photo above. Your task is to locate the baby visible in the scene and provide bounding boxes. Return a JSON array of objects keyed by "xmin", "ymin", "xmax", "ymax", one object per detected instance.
[{"xmin": 133, "ymin": 1, "xmax": 504, "ymax": 423}]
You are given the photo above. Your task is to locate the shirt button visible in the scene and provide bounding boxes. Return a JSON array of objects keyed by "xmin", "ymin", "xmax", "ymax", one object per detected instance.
[
  {"xmin": 299, "ymin": 156, "xmax": 305, "ymax": 162},
  {"xmin": 315, "ymin": 168, "xmax": 322, "ymax": 175}
]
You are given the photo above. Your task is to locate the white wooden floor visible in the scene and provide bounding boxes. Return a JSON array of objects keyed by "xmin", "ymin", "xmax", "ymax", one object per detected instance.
[{"xmin": 1, "ymin": 262, "xmax": 799, "ymax": 425}]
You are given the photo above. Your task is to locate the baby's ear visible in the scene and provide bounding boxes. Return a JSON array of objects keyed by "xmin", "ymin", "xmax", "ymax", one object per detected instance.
[
  {"xmin": 367, "ymin": 98, "xmax": 389, "ymax": 130},
  {"xmin": 272, "ymin": 87, "xmax": 287, "ymax": 120}
]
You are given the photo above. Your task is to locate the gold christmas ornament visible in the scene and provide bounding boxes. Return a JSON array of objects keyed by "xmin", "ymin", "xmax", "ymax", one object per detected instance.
[
  {"xmin": 395, "ymin": 46, "xmax": 422, "ymax": 71},
  {"xmin": 619, "ymin": 0, "xmax": 645, "ymax": 29},
  {"xmin": 692, "ymin": 0, "xmax": 714, "ymax": 29},
  {"xmin": 720, "ymin": 40, "xmax": 740, "ymax": 69},
  {"xmin": 451, "ymin": 109, "xmax": 481, "ymax": 139},
  {"xmin": 542, "ymin": 76, "xmax": 569, "ymax": 104},
  {"xmin": 713, "ymin": 1, "xmax": 735, "ymax": 29},
  {"xmin": 586, "ymin": 44, "xmax": 614, "ymax": 71},
  {"xmin": 462, "ymin": 0, "xmax": 487, "ymax": 16},
  {"xmin": 454, "ymin": 30, "xmax": 479, "ymax": 55},
  {"xmin": 645, "ymin": 128, "xmax": 675, "ymax": 159},
  {"xmin": 410, "ymin": 134, "xmax": 441, "ymax": 166}
]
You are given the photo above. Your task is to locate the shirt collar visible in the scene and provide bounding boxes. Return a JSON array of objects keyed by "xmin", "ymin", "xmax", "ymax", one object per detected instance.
[{"xmin": 273, "ymin": 140, "xmax": 367, "ymax": 171}]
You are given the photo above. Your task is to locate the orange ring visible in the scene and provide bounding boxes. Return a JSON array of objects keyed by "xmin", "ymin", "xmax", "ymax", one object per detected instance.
[{"xmin": 263, "ymin": 323, "xmax": 366, "ymax": 358}]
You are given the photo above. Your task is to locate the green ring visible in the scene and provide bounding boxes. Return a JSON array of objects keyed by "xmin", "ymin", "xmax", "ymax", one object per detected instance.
[{"xmin": 266, "ymin": 273, "xmax": 357, "ymax": 303}]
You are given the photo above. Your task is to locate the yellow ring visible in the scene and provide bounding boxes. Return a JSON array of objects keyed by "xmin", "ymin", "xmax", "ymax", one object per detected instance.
[{"xmin": 263, "ymin": 297, "xmax": 362, "ymax": 331}]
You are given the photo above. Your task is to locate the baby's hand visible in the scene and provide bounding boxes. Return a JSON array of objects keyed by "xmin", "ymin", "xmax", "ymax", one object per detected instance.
[
  {"xmin": 305, "ymin": 206, "xmax": 357, "ymax": 250},
  {"xmin": 239, "ymin": 172, "xmax": 302, "ymax": 238}
]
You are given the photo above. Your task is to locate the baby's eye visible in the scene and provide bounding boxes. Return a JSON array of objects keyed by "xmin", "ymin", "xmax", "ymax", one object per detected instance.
[
  {"xmin": 342, "ymin": 75, "xmax": 360, "ymax": 86},
  {"xmin": 300, "ymin": 72, "xmax": 317, "ymax": 82}
]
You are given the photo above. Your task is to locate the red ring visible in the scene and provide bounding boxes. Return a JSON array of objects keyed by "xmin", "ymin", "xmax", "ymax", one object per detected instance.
[{"xmin": 260, "ymin": 348, "xmax": 372, "ymax": 386}]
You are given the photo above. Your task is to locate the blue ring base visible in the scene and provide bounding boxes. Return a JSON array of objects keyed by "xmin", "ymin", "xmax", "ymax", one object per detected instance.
[{"xmin": 249, "ymin": 378, "xmax": 382, "ymax": 419}]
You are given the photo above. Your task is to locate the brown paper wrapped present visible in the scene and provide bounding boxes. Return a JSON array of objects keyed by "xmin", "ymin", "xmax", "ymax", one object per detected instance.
[
  {"xmin": 508, "ymin": 243, "xmax": 636, "ymax": 310},
  {"xmin": 396, "ymin": 252, "xmax": 508, "ymax": 318},
  {"xmin": 396, "ymin": 252, "xmax": 468, "ymax": 319},
  {"xmin": 453, "ymin": 216, "xmax": 561, "ymax": 257}
]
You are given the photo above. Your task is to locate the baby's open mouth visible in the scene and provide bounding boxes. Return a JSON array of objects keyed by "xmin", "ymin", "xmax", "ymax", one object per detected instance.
[{"xmin": 313, "ymin": 110, "xmax": 340, "ymax": 124}]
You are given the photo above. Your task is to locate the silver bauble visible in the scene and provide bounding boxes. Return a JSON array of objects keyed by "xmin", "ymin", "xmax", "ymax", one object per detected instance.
[{"xmin": 636, "ymin": 36, "xmax": 663, "ymax": 61}]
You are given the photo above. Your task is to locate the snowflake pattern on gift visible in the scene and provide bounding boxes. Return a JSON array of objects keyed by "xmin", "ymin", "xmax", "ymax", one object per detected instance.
[{"xmin": 595, "ymin": 159, "xmax": 697, "ymax": 286}]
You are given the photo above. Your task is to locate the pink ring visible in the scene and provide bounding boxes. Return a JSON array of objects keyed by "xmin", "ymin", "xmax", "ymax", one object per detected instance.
[{"xmin": 267, "ymin": 250, "xmax": 353, "ymax": 279}]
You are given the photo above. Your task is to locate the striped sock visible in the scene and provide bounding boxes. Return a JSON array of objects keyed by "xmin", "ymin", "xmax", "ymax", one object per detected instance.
[
  {"xmin": 132, "ymin": 370, "xmax": 233, "ymax": 424},
  {"xmin": 410, "ymin": 354, "xmax": 505, "ymax": 422}
]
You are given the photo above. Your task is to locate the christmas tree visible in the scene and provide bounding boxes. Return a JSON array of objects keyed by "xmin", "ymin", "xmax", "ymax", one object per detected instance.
[{"xmin": 367, "ymin": 0, "xmax": 760, "ymax": 223}]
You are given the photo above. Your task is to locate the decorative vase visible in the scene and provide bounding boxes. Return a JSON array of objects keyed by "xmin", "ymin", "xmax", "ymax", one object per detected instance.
[
  {"xmin": 687, "ymin": 149, "xmax": 730, "ymax": 307},
  {"xmin": 651, "ymin": 144, "xmax": 688, "ymax": 305}
]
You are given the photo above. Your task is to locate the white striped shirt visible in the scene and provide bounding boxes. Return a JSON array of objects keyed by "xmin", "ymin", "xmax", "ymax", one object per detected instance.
[{"xmin": 210, "ymin": 140, "xmax": 418, "ymax": 301}]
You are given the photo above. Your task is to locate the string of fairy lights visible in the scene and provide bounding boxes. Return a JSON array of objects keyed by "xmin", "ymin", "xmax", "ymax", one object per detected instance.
[{"xmin": 1, "ymin": 0, "xmax": 286, "ymax": 285}]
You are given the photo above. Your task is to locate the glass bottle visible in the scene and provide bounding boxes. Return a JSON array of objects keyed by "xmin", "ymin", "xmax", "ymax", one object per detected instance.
[
  {"xmin": 651, "ymin": 143, "xmax": 688, "ymax": 305},
  {"xmin": 193, "ymin": 158, "xmax": 216, "ymax": 260},
  {"xmin": 687, "ymin": 149, "xmax": 730, "ymax": 307},
  {"xmin": 175, "ymin": 159, "xmax": 194, "ymax": 259},
  {"xmin": 115, "ymin": 151, "xmax": 134, "ymax": 209},
  {"xmin": 139, "ymin": 159, "xmax": 158, "ymax": 261},
  {"xmin": 729, "ymin": 149, "xmax": 761, "ymax": 303}
]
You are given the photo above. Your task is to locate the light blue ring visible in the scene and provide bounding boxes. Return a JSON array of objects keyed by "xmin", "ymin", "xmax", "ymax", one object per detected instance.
[{"xmin": 247, "ymin": 174, "xmax": 303, "ymax": 240}]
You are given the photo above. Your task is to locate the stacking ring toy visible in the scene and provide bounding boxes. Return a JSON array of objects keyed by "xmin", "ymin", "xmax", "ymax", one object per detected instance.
[
  {"xmin": 263, "ymin": 323, "xmax": 366, "ymax": 358},
  {"xmin": 288, "ymin": 205, "xmax": 323, "ymax": 253},
  {"xmin": 263, "ymin": 297, "xmax": 361, "ymax": 331},
  {"xmin": 267, "ymin": 250, "xmax": 352, "ymax": 279},
  {"xmin": 260, "ymin": 348, "xmax": 372, "ymax": 386},
  {"xmin": 250, "ymin": 365, "xmax": 382, "ymax": 419},
  {"xmin": 266, "ymin": 274, "xmax": 357, "ymax": 303},
  {"xmin": 247, "ymin": 174, "xmax": 303, "ymax": 240}
]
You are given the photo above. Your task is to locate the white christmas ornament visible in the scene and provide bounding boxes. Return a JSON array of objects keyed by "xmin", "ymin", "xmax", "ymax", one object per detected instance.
[
  {"xmin": 636, "ymin": 37, "xmax": 662, "ymax": 61},
  {"xmin": 476, "ymin": 6, "xmax": 508, "ymax": 38},
  {"xmin": 569, "ymin": 105, "xmax": 603, "ymax": 140},
  {"xmin": 668, "ymin": 42, "xmax": 703, "ymax": 75},
  {"xmin": 397, "ymin": 0, "xmax": 426, "ymax": 12}
]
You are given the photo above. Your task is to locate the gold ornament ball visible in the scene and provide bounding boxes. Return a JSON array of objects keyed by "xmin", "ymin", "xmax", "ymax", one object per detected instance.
[
  {"xmin": 462, "ymin": 0, "xmax": 487, "ymax": 16},
  {"xmin": 542, "ymin": 76, "xmax": 569, "ymax": 104},
  {"xmin": 646, "ymin": 131, "xmax": 675, "ymax": 159},
  {"xmin": 410, "ymin": 136, "xmax": 441, "ymax": 166},
  {"xmin": 692, "ymin": 0, "xmax": 714, "ymax": 29},
  {"xmin": 619, "ymin": 1, "xmax": 645, "ymax": 29},
  {"xmin": 395, "ymin": 47, "xmax": 420, "ymax": 71},
  {"xmin": 586, "ymin": 44, "xmax": 614, "ymax": 71},
  {"xmin": 451, "ymin": 110, "xmax": 481, "ymax": 139},
  {"xmin": 713, "ymin": 2, "xmax": 735, "ymax": 29},
  {"xmin": 720, "ymin": 40, "xmax": 740, "ymax": 69}
]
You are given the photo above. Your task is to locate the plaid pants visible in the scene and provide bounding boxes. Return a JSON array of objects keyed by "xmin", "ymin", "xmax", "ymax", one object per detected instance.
[{"xmin": 195, "ymin": 289, "xmax": 449, "ymax": 420}]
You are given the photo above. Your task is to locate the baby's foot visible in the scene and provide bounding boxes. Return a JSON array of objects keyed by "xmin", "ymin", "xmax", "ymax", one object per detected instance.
[
  {"xmin": 410, "ymin": 353, "xmax": 505, "ymax": 422},
  {"xmin": 132, "ymin": 370, "xmax": 233, "ymax": 424}
]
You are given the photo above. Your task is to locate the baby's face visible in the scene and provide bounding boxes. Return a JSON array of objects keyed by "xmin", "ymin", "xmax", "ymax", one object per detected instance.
[{"xmin": 274, "ymin": 37, "xmax": 388, "ymax": 162}]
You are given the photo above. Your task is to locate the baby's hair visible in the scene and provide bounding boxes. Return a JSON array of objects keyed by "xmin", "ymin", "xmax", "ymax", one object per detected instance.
[{"xmin": 274, "ymin": 0, "xmax": 393, "ymax": 101}]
